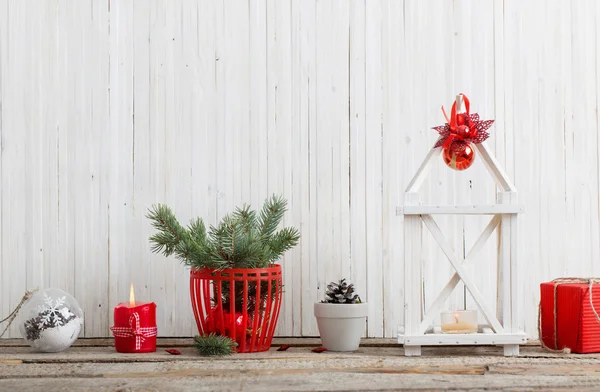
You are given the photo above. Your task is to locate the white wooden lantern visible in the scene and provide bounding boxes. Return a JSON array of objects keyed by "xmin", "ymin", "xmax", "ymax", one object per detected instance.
[{"xmin": 397, "ymin": 94, "xmax": 525, "ymax": 357}]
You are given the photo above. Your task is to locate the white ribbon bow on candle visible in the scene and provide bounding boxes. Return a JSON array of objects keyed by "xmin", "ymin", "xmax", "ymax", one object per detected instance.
[{"xmin": 110, "ymin": 312, "xmax": 157, "ymax": 350}]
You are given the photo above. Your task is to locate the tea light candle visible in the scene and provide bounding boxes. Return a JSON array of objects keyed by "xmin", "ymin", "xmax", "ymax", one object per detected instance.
[
  {"xmin": 110, "ymin": 284, "xmax": 157, "ymax": 353},
  {"xmin": 440, "ymin": 310, "xmax": 478, "ymax": 334}
]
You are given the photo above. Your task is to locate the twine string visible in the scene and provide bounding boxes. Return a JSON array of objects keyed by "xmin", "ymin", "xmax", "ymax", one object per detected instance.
[{"xmin": 0, "ymin": 288, "xmax": 39, "ymax": 338}]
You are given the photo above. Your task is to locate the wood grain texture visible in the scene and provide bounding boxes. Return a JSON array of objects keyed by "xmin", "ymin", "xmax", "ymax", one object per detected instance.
[{"xmin": 1, "ymin": 0, "xmax": 599, "ymax": 339}]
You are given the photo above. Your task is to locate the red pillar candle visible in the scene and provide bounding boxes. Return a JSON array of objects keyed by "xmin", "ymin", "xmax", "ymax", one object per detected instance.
[{"xmin": 110, "ymin": 285, "xmax": 157, "ymax": 353}]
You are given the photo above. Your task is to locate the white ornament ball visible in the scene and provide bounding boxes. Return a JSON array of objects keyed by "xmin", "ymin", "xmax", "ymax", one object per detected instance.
[{"xmin": 19, "ymin": 288, "xmax": 84, "ymax": 353}]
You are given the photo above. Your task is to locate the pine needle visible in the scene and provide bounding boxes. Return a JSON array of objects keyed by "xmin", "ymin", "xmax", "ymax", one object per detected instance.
[{"xmin": 193, "ymin": 334, "xmax": 237, "ymax": 356}]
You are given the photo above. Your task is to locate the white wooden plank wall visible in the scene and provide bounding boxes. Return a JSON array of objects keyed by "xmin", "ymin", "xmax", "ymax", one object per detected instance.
[{"xmin": 1, "ymin": 0, "xmax": 599, "ymax": 339}]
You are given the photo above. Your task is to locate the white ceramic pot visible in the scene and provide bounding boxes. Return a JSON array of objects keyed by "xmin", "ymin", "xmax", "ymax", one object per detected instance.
[{"xmin": 314, "ymin": 302, "xmax": 368, "ymax": 352}]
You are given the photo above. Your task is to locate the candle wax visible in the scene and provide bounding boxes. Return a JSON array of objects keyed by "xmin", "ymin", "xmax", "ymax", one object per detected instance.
[
  {"xmin": 113, "ymin": 301, "xmax": 157, "ymax": 353},
  {"xmin": 440, "ymin": 310, "xmax": 478, "ymax": 334},
  {"xmin": 440, "ymin": 323, "xmax": 478, "ymax": 334}
]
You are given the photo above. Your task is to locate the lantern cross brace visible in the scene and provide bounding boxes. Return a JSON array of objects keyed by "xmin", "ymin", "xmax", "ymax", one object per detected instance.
[{"xmin": 418, "ymin": 214, "xmax": 504, "ymax": 334}]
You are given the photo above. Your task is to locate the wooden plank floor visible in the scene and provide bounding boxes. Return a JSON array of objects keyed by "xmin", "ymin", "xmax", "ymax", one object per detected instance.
[{"xmin": 1, "ymin": 338, "xmax": 600, "ymax": 391}]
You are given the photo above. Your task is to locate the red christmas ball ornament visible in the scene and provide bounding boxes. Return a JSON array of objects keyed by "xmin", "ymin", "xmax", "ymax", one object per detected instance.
[
  {"xmin": 206, "ymin": 308, "xmax": 251, "ymax": 342},
  {"xmin": 456, "ymin": 125, "xmax": 474, "ymax": 138},
  {"xmin": 432, "ymin": 94, "xmax": 495, "ymax": 172},
  {"xmin": 442, "ymin": 142, "xmax": 475, "ymax": 171},
  {"xmin": 231, "ymin": 312, "xmax": 249, "ymax": 339}
]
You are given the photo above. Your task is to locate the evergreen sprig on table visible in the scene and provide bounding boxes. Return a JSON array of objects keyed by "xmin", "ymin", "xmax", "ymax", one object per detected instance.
[
  {"xmin": 147, "ymin": 195, "xmax": 300, "ymax": 270},
  {"xmin": 193, "ymin": 334, "xmax": 237, "ymax": 356}
]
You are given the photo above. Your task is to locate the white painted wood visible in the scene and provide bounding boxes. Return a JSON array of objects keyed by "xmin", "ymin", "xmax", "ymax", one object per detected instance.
[
  {"xmin": 382, "ymin": 0, "xmax": 405, "ymax": 339},
  {"xmin": 146, "ymin": 0, "xmax": 174, "ymax": 336},
  {"xmin": 504, "ymin": 344, "xmax": 520, "ymax": 357},
  {"xmin": 349, "ymin": 0, "xmax": 368, "ymax": 338},
  {"xmin": 421, "ymin": 215, "xmax": 504, "ymax": 333},
  {"xmin": 401, "ymin": 205, "xmax": 522, "ymax": 215},
  {"xmin": 498, "ymin": 192, "xmax": 513, "ymax": 331},
  {"xmin": 403, "ymin": 192, "xmax": 421, "ymax": 351},
  {"xmin": 266, "ymin": 0, "xmax": 295, "ymax": 337},
  {"xmin": 404, "ymin": 147, "xmax": 441, "ymax": 193},
  {"xmin": 402, "ymin": 332, "xmax": 526, "ymax": 346},
  {"xmin": 364, "ymin": 0, "xmax": 384, "ymax": 337},
  {"xmin": 455, "ymin": 94, "xmax": 465, "ymax": 114},
  {"xmin": 1, "ymin": 0, "xmax": 31, "ymax": 338},
  {"xmin": 289, "ymin": 0, "xmax": 306, "ymax": 337},
  {"xmin": 509, "ymin": 193, "xmax": 520, "ymax": 334},
  {"xmin": 0, "ymin": 1, "xmax": 598, "ymax": 340},
  {"xmin": 298, "ymin": 0, "xmax": 319, "ymax": 338},
  {"xmin": 473, "ymin": 143, "xmax": 517, "ymax": 192},
  {"xmin": 397, "ymin": 326, "xmax": 405, "ymax": 344},
  {"xmin": 417, "ymin": 215, "xmax": 500, "ymax": 334},
  {"xmin": 403, "ymin": 346, "xmax": 422, "ymax": 356},
  {"xmin": 418, "ymin": 273, "xmax": 461, "ymax": 335},
  {"xmin": 313, "ymin": 0, "xmax": 352, "ymax": 336},
  {"xmin": 496, "ymin": 212, "xmax": 505, "ymax": 325},
  {"xmin": 465, "ymin": 215, "xmax": 502, "ymax": 261}
]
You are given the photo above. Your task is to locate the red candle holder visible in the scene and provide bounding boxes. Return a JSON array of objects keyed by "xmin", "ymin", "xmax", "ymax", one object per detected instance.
[{"xmin": 111, "ymin": 301, "xmax": 157, "ymax": 353}]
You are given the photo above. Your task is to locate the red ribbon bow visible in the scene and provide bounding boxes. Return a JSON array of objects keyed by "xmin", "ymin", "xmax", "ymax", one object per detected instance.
[
  {"xmin": 110, "ymin": 312, "xmax": 157, "ymax": 350},
  {"xmin": 432, "ymin": 94, "xmax": 494, "ymax": 154}
]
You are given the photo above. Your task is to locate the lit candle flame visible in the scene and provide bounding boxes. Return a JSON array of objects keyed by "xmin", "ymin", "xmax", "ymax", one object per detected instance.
[{"xmin": 130, "ymin": 283, "xmax": 135, "ymax": 307}]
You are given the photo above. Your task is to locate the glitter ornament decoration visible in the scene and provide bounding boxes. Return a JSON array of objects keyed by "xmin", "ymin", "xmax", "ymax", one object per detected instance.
[
  {"xmin": 432, "ymin": 94, "xmax": 494, "ymax": 171},
  {"xmin": 19, "ymin": 288, "xmax": 83, "ymax": 353}
]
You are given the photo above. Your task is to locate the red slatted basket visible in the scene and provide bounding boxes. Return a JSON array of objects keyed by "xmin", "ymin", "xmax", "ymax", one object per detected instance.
[{"xmin": 190, "ymin": 264, "xmax": 283, "ymax": 353}]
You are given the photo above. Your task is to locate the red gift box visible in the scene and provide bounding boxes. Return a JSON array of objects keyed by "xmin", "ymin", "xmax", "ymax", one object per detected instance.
[{"xmin": 540, "ymin": 280, "xmax": 600, "ymax": 353}]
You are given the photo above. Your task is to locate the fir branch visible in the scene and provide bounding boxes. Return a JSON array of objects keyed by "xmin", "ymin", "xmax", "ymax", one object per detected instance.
[
  {"xmin": 188, "ymin": 217, "xmax": 207, "ymax": 246},
  {"xmin": 146, "ymin": 204, "xmax": 188, "ymax": 256},
  {"xmin": 230, "ymin": 222, "xmax": 236, "ymax": 257},
  {"xmin": 232, "ymin": 204, "xmax": 256, "ymax": 233},
  {"xmin": 209, "ymin": 216, "xmax": 236, "ymax": 264},
  {"xmin": 147, "ymin": 195, "xmax": 299, "ymax": 271},
  {"xmin": 175, "ymin": 239, "xmax": 226, "ymax": 269},
  {"xmin": 229, "ymin": 230, "xmax": 264, "ymax": 268},
  {"xmin": 147, "ymin": 205, "xmax": 228, "ymax": 269},
  {"xmin": 267, "ymin": 227, "xmax": 300, "ymax": 262},
  {"xmin": 257, "ymin": 195, "xmax": 287, "ymax": 240},
  {"xmin": 208, "ymin": 222, "xmax": 230, "ymax": 261},
  {"xmin": 193, "ymin": 334, "xmax": 237, "ymax": 356}
]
